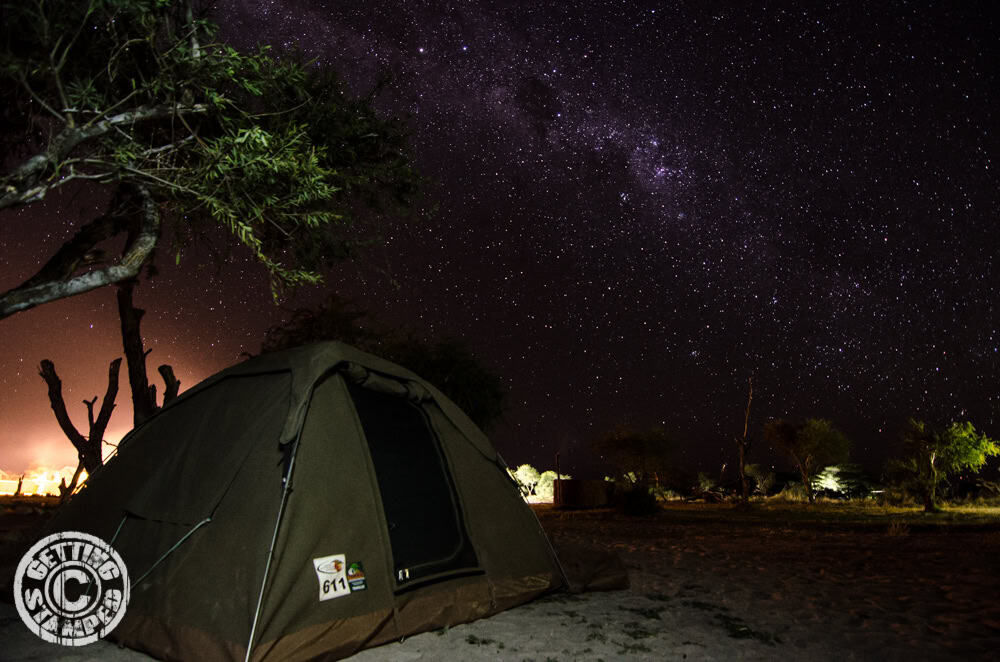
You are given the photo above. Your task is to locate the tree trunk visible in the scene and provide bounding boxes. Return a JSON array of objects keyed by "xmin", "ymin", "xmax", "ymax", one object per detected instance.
[
  {"xmin": 117, "ymin": 281, "xmax": 181, "ymax": 426},
  {"xmin": 118, "ymin": 282, "xmax": 156, "ymax": 427},
  {"xmin": 796, "ymin": 460, "xmax": 814, "ymax": 503},
  {"xmin": 158, "ymin": 364, "xmax": 181, "ymax": 406},
  {"xmin": 736, "ymin": 376, "xmax": 754, "ymax": 506},
  {"xmin": 38, "ymin": 357, "xmax": 121, "ymax": 475},
  {"xmin": 924, "ymin": 452, "xmax": 940, "ymax": 512},
  {"xmin": 59, "ymin": 463, "xmax": 85, "ymax": 503},
  {"xmin": 0, "ymin": 184, "xmax": 161, "ymax": 319}
]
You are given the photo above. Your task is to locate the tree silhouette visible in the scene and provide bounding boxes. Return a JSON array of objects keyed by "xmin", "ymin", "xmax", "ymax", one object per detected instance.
[
  {"xmin": 889, "ymin": 419, "xmax": 999, "ymax": 512},
  {"xmin": 1, "ymin": 0, "xmax": 417, "ymax": 319},
  {"xmin": 764, "ymin": 418, "xmax": 850, "ymax": 503},
  {"xmin": 260, "ymin": 294, "xmax": 507, "ymax": 431}
]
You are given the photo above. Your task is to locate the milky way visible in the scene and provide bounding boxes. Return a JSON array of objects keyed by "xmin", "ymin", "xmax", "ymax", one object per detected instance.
[{"xmin": 1, "ymin": 1, "xmax": 996, "ymax": 477}]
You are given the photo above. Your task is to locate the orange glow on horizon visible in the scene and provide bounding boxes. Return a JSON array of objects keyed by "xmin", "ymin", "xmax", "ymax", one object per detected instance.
[{"xmin": 0, "ymin": 465, "xmax": 87, "ymax": 496}]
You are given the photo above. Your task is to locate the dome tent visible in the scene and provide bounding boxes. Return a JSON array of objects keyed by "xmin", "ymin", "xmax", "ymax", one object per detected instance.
[{"xmin": 44, "ymin": 341, "xmax": 565, "ymax": 661}]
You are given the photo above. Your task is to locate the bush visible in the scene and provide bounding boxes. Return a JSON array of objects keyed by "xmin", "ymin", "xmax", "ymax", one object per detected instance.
[
  {"xmin": 811, "ymin": 463, "xmax": 875, "ymax": 499},
  {"xmin": 535, "ymin": 470, "xmax": 570, "ymax": 501},
  {"xmin": 616, "ymin": 484, "xmax": 660, "ymax": 516},
  {"xmin": 772, "ymin": 482, "xmax": 809, "ymax": 502},
  {"xmin": 510, "ymin": 464, "xmax": 540, "ymax": 497},
  {"xmin": 875, "ymin": 486, "xmax": 917, "ymax": 508}
]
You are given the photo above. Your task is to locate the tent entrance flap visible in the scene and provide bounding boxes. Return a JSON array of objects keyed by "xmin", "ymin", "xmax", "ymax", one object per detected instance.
[{"xmin": 347, "ymin": 382, "xmax": 479, "ymax": 586}]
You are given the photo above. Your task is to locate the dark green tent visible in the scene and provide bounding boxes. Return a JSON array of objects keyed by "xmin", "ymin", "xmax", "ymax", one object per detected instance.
[{"xmin": 45, "ymin": 341, "xmax": 565, "ymax": 660}]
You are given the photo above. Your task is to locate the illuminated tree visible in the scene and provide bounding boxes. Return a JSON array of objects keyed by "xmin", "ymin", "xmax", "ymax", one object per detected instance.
[
  {"xmin": 763, "ymin": 418, "xmax": 851, "ymax": 503},
  {"xmin": 535, "ymin": 470, "xmax": 571, "ymax": 501},
  {"xmin": 0, "ymin": 0, "xmax": 417, "ymax": 319},
  {"xmin": 811, "ymin": 463, "xmax": 873, "ymax": 499},
  {"xmin": 512, "ymin": 464, "xmax": 541, "ymax": 497},
  {"xmin": 745, "ymin": 463, "xmax": 775, "ymax": 496},
  {"xmin": 891, "ymin": 419, "xmax": 999, "ymax": 512}
]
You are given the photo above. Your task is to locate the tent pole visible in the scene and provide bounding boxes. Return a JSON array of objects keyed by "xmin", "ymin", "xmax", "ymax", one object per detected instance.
[{"xmin": 244, "ymin": 423, "xmax": 308, "ymax": 662}]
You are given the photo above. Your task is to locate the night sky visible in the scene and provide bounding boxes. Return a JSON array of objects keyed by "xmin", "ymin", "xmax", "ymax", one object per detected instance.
[{"xmin": 1, "ymin": 1, "xmax": 996, "ymax": 480}]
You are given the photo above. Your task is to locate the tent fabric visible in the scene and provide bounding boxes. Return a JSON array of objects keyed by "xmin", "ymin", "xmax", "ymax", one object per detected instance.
[{"xmin": 43, "ymin": 341, "xmax": 565, "ymax": 661}]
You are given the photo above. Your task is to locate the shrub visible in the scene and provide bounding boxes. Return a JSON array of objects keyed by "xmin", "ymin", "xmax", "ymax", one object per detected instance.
[
  {"xmin": 535, "ymin": 470, "xmax": 570, "ymax": 501},
  {"xmin": 811, "ymin": 464, "xmax": 875, "ymax": 499},
  {"xmin": 772, "ymin": 482, "xmax": 809, "ymax": 502},
  {"xmin": 618, "ymin": 484, "xmax": 660, "ymax": 516}
]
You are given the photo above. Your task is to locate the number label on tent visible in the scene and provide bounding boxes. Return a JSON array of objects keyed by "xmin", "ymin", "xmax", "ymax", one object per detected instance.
[{"xmin": 313, "ymin": 554, "xmax": 350, "ymax": 601}]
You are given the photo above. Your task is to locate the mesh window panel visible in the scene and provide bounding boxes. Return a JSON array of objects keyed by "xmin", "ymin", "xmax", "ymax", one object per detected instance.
[{"xmin": 347, "ymin": 382, "xmax": 477, "ymax": 584}]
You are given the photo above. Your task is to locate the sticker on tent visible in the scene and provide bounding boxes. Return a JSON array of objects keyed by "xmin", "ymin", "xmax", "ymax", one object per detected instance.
[
  {"xmin": 313, "ymin": 554, "xmax": 349, "ymax": 601},
  {"xmin": 347, "ymin": 562, "xmax": 367, "ymax": 592}
]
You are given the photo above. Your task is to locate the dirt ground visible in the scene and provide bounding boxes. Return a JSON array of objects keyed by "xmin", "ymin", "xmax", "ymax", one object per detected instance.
[
  {"xmin": 3, "ymin": 500, "xmax": 999, "ymax": 660},
  {"xmin": 532, "ymin": 504, "xmax": 1000, "ymax": 660}
]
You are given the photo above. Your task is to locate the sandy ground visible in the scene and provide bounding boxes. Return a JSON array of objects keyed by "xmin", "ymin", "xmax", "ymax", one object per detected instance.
[{"xmin": 4, "ymin": 504, "xmax": 1000, "ymax": 661}]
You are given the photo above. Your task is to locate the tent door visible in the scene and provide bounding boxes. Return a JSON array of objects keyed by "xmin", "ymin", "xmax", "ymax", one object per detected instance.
[{"xmin": 347, "ymin": 382, "xmax": 479, "ymax": 588}]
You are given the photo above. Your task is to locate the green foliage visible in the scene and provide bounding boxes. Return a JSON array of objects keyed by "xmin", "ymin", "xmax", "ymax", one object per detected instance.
[
  {"xmin": 690, "ymin": 471, "xmax": 726, "ymax": 502},
  {"xmin": 509, "ymin": 464, "xmax": 540, "ymax": 497},
  {"xmin": 1, "ymin": 0, "xmax": 418, "ymax": 296},
  {"xmin": 591, "ymin": 425, "xmax": 673, "ymax": 488},
  {"xmin": 771, "ymin": 482, "xmax": 809, "ymax": 502},
  {"xmin": 744, "ymin": 463, "xmax": 776, "ymax": 496},
  {"xmin": 763, "ymin": 418, "xmax": 851, "ymax": 502},
  {"xmin": 811, "ymin": 463, "xmax": 874, "ymax": 499},
  {"xmin": 888, "ymin": 419, "xmax": 999, "ymax": 512},
  {"xmin": 696, "ymin": 472, "xmax": 716, "ymax": 492},
  {"xmin": 260, "ymin": 294, "xmax": 506, "ymax": 431},
  {"xmin": 535, "ymin": 470, "xmax": 570, "ymax": 501},
  {"xmin": 504, "ymin": 464, "xmax": 567, "ymax": 502}
]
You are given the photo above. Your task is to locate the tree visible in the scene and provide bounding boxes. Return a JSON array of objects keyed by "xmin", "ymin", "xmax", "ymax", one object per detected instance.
[
  {"xmin": 535, "ymin": 470, "xmax": 571, "ymax": 501},
  {"xmin": 735, "ymin": 376, "xmax": 753, "ymax": 505},
  {"xmin": 0, "ymin": 0, "xmax": 417, "ymax": 319},
  {"xmin": 890, "ymin": 419, "xmax": 999, "ymax": 513},
  {"xmin": 379, "ymin": 336, "xmax": 506, "ymax": 432},
  {"xmin": 763, "ymin": 418, "xmax": 851, "ymax": 503},
  {"xmin": 37, "ymin": 358, "xmax": 120, "ymax": 499},
  {"xmin": 117, "ymin": 281, "xmax": 180, "ymax": 427},
  {"xmin": 591, "ymin": 425, "xmax": 673, "ymax": 488},
  {"xmin": 744, "ymin": 463, "xmax": 775, "ymax": 496},
  {"xmin": 38, "ymin": 284, "xmax": 179, "ymax": 496},
  {"xmin": 511, "ymin": 464, "xmax": 540, "ymax": 498},
  {"xmin": 811, "ymin": 463, "xmax": 874, "ymax": 499},
  {"xmin": 260, "ymin": 294, "xmax": 507, "ymax": 431}
]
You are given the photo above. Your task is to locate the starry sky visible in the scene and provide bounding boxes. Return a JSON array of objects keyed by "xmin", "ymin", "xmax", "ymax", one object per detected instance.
[{"xmin": 1, "ymin": 1, "xmax": 997, "ymax": 480}]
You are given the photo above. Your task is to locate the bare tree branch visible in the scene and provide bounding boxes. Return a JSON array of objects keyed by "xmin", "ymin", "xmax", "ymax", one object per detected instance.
[
  {"xmin": 159, "ymin": 364, "xmax": 181, "ymax": 405},
  {"xmin": 0, "ymin": 104, "xmax": 206, "ymax": 210},
  {"xmin": 38, "ymin": 359, "xmax": 88, "ymax": 453},
  {"xmin": 39, "ymin": 355, "xmax": 121, "ymax": 475},
  {"xmin": 84, "ymin": 396, "xmax": 98, "ymax": 430},
  {"xmin": 0, "ymin": 185, "xmax": 160, "ymax": 319},
  {"xmin": 117, "ymin": 281, "xmax": 154, "ymax": 427}
]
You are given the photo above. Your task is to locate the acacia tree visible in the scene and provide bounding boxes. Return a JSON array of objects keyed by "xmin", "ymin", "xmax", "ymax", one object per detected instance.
[
  {"xmin": 0, "ymin": 0, "xmax": 417, "ymax": 318},
  {"xmin": 763, "ymin": 418, "xmax": 850, "ymax": 503},
  {"xmin": 591, "ymin": 425, "xmax": 673, "ymax": 488},
  {"xmin": 890, "ymin": 419, "xmax": 999, "ymax": 512},
  {"xmin": 509, "ymin": 464, "xmax": 540, "ymax": 498}
]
